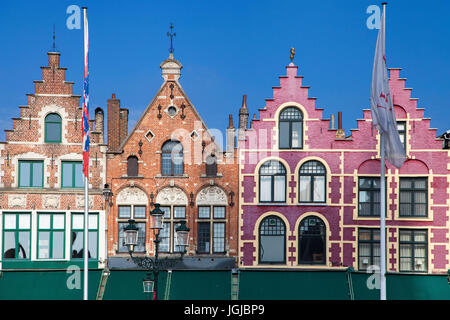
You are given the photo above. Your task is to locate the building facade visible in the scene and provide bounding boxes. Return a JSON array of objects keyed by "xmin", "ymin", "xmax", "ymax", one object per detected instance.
[
  {"xmin": 105, "ymin": 53, "xmax": 239, "ymax": 268},
  {"xmin": 0, "ymin": 50, "xmax": 108, "ymax": 270},
  {"xmin": 237, "ymin": 59, "xmax": 450, "ymax": 273}
]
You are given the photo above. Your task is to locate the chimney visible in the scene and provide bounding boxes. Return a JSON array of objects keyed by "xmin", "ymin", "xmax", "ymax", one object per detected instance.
[
  {"xmin": 94, "ymin": 107, "xmax": 104, "ymax": 144},
  {"xmin": 330, "ymin": 114, "xmax": 335, "ymax": 130},
  {"xmin": 226, "ymin": 114, "xmax": 236, "ymax": 155},
  {"xmin": 119, "ymin": 108, "xmax": 129, "ymax": 145},
  {"xmin": 238, "ymin": 95, "xmax": 249, "ymax": 141},
  {"xmin": 335, "ymin": 111, "xmax": 345, "ymax": 139},
  {"xmin": 107, "ymin": 93, "xmax": 120, "ymax": 151}
]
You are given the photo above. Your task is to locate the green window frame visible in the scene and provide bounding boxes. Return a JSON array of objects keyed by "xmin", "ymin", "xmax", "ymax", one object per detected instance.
[
  {"xmin": 37, "ymin": 213, "xmax": 66, "ymax": 259},
  {"xmin": 358, "ymin": 228, "xmax": 380, "ymax": 271},
  {"xmin": 45, "ymin": 113, "xmax": 62, "ymax": 143},
  {"xmin": 18, "ymin": 160, "xmax": 44, "ymax": 188},
  {"xmin": 2, "ymin": 213, "xmax": 31, "ymax": 260},
  {"xmin": 61, "ymin": 161, "xmax": 84, "ymax": 188},
  {"xmin": 298, "ymin": 161, "xmax": 326, "ymax": 203},
  {"xmin": 399, "ymin": 177, "xmax": 428, "ymax": 217},
  {"xmin": 399, "ymin": 229, "xmax": 428, "ymax": 272},
  {"xmin": 71, "ymin": 213, "xmax": 99, "ymax": 260},
  {"xmin": 259, "ymin": 160, "xmax": 286, "ymax": 203}
]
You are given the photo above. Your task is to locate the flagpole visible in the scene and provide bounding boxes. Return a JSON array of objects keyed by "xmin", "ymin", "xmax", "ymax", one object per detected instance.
[
  {"xmin": 380, "ymin": 2, "xmax": 387, "ymax": 301},
  {"xmin": 82, "ymin": 6, "xmax": 89, "ymax": 301}
]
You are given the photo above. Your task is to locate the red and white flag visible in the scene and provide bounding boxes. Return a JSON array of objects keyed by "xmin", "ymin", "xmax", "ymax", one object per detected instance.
[
  {"xmin": 82, "ymin": 8, "xmax": 90, "ymax": 177},
  {"xmin": 370, "ymin": 6, "xmax": 405, "ymax": 168}
]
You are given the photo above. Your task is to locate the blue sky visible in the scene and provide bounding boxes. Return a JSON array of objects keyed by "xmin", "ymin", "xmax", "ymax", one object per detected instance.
[{"xmin": 1, "ymin": 0, "xmax": 449, "ymax": 145}]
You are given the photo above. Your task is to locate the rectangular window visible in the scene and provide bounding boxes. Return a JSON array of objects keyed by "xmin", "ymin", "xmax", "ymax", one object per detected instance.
[
  {"xmin": 213, "ymin": 222, "xmax": 225, "ymax": 253},
  {"xmin": 358, "ymin": 228, "xmax": 380, "ymax": 270},
  {"xmin": 358, "ymin": 177, "xmax": 385, "ymax": 217},
  {"xmin": 62, "ymin": 161, "xmax": 83, "ymax": 188},
  {"xmin": 399, "ymin": 229, "xmax": 427, "ymax": 272},
  {"xmin": 2, "ymin": 213, "xmax": 31, "ymax": 260},
  {"xmin": 399, "ymin": 178, "xmax": 427, "ymax": 217},
  {"xmin": 197, "ymin": 222, "xmax": 210, "ymax": 253},
  {"xmin": 198, "ymin": 206, "xmax": 210, "ymax": 219},
  {"xmin": 397, "ymin": 121, "xmax": 406, "ymax": 151},
  {"xmin": 259, "ymin": 176, "xmax": 272, "ymax": 202},
  {"xmin": 19, "ymin": 160, "xmax": 43, "ymax": 188},
  {"xmin": 71, "ymin": 214, "xmax": 98, "ymax": 259},
  {"xmin": 213, "ymin": 207, "xmax": 226, "ymax": 219},
  {"xmin": 37, "ymin": 213, "xmax": 65, "ymax": 259},
  {"xmin": 159, "ymin": 222, "xmax": 171, "ymax": 252},
  {"xmin": 118, "ymin": 222, "xmax": 146, "ymax": 253}
]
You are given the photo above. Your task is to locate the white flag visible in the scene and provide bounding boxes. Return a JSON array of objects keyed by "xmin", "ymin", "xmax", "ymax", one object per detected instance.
[{"xmin": 370, "ymin": 5, "xmax": 406, "ymax": 169}]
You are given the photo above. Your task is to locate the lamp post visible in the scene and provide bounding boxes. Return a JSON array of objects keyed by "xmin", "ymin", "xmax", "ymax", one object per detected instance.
[
  {"xmin": 124, "ymin": 203, "xmax": 190, "ymax": 300},
  {"xmin": 102, "ymin": 184, "xmax": 113, "ymax": 270}
]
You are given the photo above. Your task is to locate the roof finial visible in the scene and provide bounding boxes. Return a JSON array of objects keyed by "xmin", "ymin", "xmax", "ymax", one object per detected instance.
[
  {"xmin": 290, "ymin": 47, "xmax": 295, "ymax": 63},
  {"xmin": 167, "ymin": 23, "xmax": 176, "ymax": 55},
  {"xmin": 52, "ymin": 24, "xmax": 56, "ymax": 51}
]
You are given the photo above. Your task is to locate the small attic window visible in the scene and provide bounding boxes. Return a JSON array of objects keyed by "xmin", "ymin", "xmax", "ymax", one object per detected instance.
[
  {"xmin": 190, "ymin": 130, "xmax": 199, "ymax": 141},
  {"xmin": 145, "ymin": 130, "xmax": 154, "ymax": 143},
  {"xmin": 168, "ymin": 106, "xmax": 177, "ymax": 116}
]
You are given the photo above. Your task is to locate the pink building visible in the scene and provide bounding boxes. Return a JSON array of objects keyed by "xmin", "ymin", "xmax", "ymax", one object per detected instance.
[{"xmin": 237, "ymin": 59, "xmax": 450, "ymax": 274}]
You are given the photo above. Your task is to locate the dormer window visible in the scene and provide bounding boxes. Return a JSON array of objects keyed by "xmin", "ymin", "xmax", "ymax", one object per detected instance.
[
  {"xmin": 279, "ymin": 107, "xmax": 303, "ymax": 149},
  {"xmin": 45, "ymin": 113, "xmax": 62, "ymax": 143},
  {"xmin": 161, "ymin": 140, "xmax": 183, "ymax": 176}
]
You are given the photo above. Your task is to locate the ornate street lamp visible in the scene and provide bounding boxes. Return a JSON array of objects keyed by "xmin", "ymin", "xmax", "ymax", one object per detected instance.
[{"xmin": 123, "ymin": 202, "xmax": 190, "ymax": 300}]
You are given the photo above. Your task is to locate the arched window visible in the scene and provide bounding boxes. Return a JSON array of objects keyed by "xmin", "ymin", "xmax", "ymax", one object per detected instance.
[
  {"xmin": 161, "ymin": 140, "xmax": 183, "ymax": 176},
  {"xmin": 298, "ymin": 216, "xmax": 326, "ymax": 264},
  {"xmin": 45, "ymin": 113, "xmax": 62, "ymax": 143},
  {"xmin": 259, "ymin": 160, "xmax": 286, "ymax": 203},
  {"xmin": 299, "ymin": 161, "xmax": 326, "ymax": 203},
  {"xmin": 127, "ymin": 156, "xmax": 138, "ymax": 177},
  {"xmin": 259, "ymin": 215, "xmax": 286, "ymax": 264},
  {"xmin": 279, "ymin": 107, "xmax": 303, "ymax": 149},
  {"xmin": 205, "ymin": 154, "xmax": 217, "ymax": 176}
]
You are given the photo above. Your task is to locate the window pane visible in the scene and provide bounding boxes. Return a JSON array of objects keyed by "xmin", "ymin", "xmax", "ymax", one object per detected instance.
[
  {"xmin": 213, "ymin": 206, "xmax": 226, "ymax": 219},
  {"xmin": 53, "ymin": 215, "xmax": 65, "ymax": 229},
  {"xmin": 74, "ymin": 163, "xmax": 84, "ymax": 188},
  {"xmin": 134, "ymin": 206, "xmax": 146, "ymax": 219},
  {"xmin": 19, "ymin": 162, "xmax": 31, "ymax": 187},
  {"xmin": 135, "ymin": 223, "xmax": 146, "ymax": 253},
  {"xmin": 174, "ymin": 206, "xmax": 186, "ymax": 219},
  {"xmin": 32, "ymin": 162, "xmax": 43, "ymax": 187},
  {"xmin": 46, "ymin": 122, "xmax": 61, "ymax": 142},
  {"xmin": 359, "ymin": 230, "xmax": 371, "ymax": 241},
  {"xmin": 399, "ymin": 230, "xmax": 411, "ymax": 242},
  {"xmin": 400, "ymin": 179, "xmax": 412, "ymax": 189},
  {"xmin": 71, "ymin": 231, "xmax": 83, "ymax": 258},
  {"xmin": 197, "ymin": 222, "xmax": 210, "ymax": 253},
  {"xmin": 19, "ymin": 214, "xmax": 30, "ymax": 229},
  {"xmin": 279, "ymin": 122, "xmax": 290, "ymax": 149},
  {"xmin": 173, "ymin": 154, "xmax": 184, "ymax": 175},
  {"xmin": 3, "ymin": 232, "xmax": 16, "ymax": 258},
  {"xmin": 160, "ymin": 206, "xmax": 171, "ymax": 219},
  {"xmin": 162, "ymin": 154, "xmax": 172, "ymax": 175},
  {"xmin": 299, "ymin": 176, "xmax": 311, "ymax": 202},
  {"xmin": 118, "ymin": 206, "xmax": 131, "ymax": 219},
  {"xmin": 173, "ymin": 223, "xmax": 184, "ymax": 253},
  {"xmin": 18, "ymin": 231, "xmax": 30, "ymax": 259},
  {"xmin": 313, "ymin": 176, "xmax": 325, "ymax": 202},
  {"xmin": 198, "ymin": 207, "xmax": 210, "ymax": 219},
  {"xmin": 260, "ymin": 235, "xmax": 284, "ymax": 262},
  {"xmin": 274, "ymin": 175, "xmax": 286, "ymax": 202},
  {"xmin": 4, "ymin": 214, "xmax": 16, "ymax": 229},
  {"xmin": 260, "ymin": 176, "xmax": 272, "ymax": 202},
  {"xmin": 62, "ymin": 162, "xmax": 73, "ymax": 187},
  {"xmin": 88, "ymin": 231, "xmax": 98, "ymax": 259},
  {"xmin": 52, "ymin": 231, "xmax": 64, "ymax": 259},
  {"xmin": 72, "ymin": 215, "xmax": 84, "ymax": 229},
  {"xmin": 39, "ymin": 214, "xmax": 51, "ymax": 229},
  {"xmin": 89, "ymin": 215, "xmax": 98, "ymax": 230},
  {"xmin": 291, "ymin": 121, "xmax": 302, "ymax": 148},
  {"xmin": 414, "ymin": 179, "xmax": 427, "ymax": 189},
  {"xmin": 213, "ymin": 223, "xmax": 225, "ymax": 253},
  {"xmin": 38, "ymin": 231, "xmax": 50, "ymax": 258},
  {"xmin": 414, "ymin": 231, "xmax": 427, "ymax": 242},
  {"xmin": 118, "ymin": 223, "xmax": 128, "ymax": 253},
  {"xmin": 159, "ymin": 222, "xmax": 170, "ymax": 252},
  {"xmin": 359, "ymin": 178, "xmax": 371, "ymax": 189}
]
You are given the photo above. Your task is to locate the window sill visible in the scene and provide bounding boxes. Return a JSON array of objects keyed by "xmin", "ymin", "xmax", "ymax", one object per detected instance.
[
  {"xmin": 120, "ymin": 175, "xmax": 145, "ymax": 179},
  {"xmin": 200, "ymin": 174, "xmax": 223, "ymax": 178},
  {"xmin": 155, "ymin": 174, "xmax": 189, "ymax": 179}
]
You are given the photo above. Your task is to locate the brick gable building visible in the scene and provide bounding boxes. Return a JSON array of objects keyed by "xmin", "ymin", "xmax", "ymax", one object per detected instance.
[
  {"xmin": 0, "ymin": 50, "xmax": 107, "ymax": 270},
  {"xmin": 237, "ymin": 59, "xmax": 450, "ymax": 273},
  {"xmin": 106, "ymin": 53, "xmax": 238, "ymax": 269}
]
